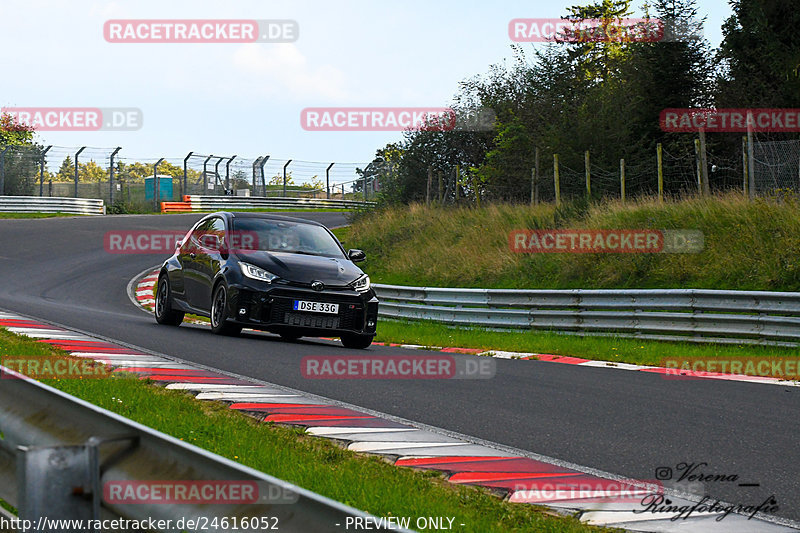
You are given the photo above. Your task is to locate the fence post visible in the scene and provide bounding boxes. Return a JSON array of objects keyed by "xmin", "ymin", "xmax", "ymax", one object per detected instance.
[
  {"xmin": 741, "ymin": 137, "xmax": 748, "ymax": 196},
  {"xmin": 225, "ymin": 155, "xmax": 237, "ymax": 193},
  {"xmin": 454, "ymin": 165, "xmax": 460, "ymax": 204},
  {"xmin": 620, "ymin": 158, "xmax": 626, "ymax": 203},
  {"xmin": 0, "ymin": 146, "xmax": 8, "ymax": 195},
  {"xmin": 472, "ymin": 170, "xmax": 480, "ymax": 208},
  {"xmin": 426, "ymin": 166, "xmax": 432, "ymax": 206},
  {"xmin": 202, "ymin": 154, "xmax": 213, "ymax": 194},
  {"xmin": 326, "ymin": 163, "xmax": 334, "ymax": 199},
  {"xmin": 437, "ymin": 171, "xmax": 443, "ymax": 203},
  {"xmin": 532, "ymin": 147, "xmax": 540, "ymax": 205},
  {"xmin": 699, "ymin": 129, "xmax": 710, "ymax": 196},
  {"xmin": 657, "ymin": 143, "xmax": 663, "ymax": 202},
  {"xmin": 553, "ymin": 153, "xmax": 561, "ymax": 206},
  {"xmin": 74, "ymin": 147, "xmax": 86, "ymax": 198},
  {"xmin": 258, "ymin": 156, "xmax": 269, "ymax": 196},
  {"xmin": 363, "ymin": 171, "xmax": 368, "ymax": 203},
  {"xmin": 694, "ymin": 138, "xmax": 702, "ymax": 194},
  {"xmin": 154, "ymin": 158, "xmax": 164, "ymax": 211},
  {"xmin": 214, "ymin": 157, "xmax": 225, "ymax": 194},
  {"xmin": 584, "ymin": 150, "xmax": 591, "ymax": 199},
  {"xmin": 109, "ymin": 147, "xmax": 121, "ymax": 204},
  {"xmin": 40, "ymin": 145, "xmax": 52, "ymax": 197},
  {"xmin": 283, "ymin": 160, "xmax": 292, "ymax": 197},
  {"xmin": 747, "ymin": 113, "xmax": 755, "ymax": 199},
  {"xmin": 183, "ymin": 152, "xmax": 193, "ymax": 199}
]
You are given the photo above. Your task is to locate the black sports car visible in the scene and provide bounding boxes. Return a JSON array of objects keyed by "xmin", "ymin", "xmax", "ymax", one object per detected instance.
[{"xmin": 154, "ymin": 212, "xmax": 378, "ymax": 349}]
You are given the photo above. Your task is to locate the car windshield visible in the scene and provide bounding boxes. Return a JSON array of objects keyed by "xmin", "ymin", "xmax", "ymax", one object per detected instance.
[{"xmin": 232, "ymin": 218, "xmax": 345, "ymax": 258}]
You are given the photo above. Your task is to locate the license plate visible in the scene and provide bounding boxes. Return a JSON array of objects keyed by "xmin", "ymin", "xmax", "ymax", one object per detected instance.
[{"xmin": 293, "ymin": 300, "xmax": 339, "ymax": 314}]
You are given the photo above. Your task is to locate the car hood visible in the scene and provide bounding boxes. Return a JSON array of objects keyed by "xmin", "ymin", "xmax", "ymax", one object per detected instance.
[{"xmin": 236, "ymin": 251, "xmax": 364, "ymax": 286}]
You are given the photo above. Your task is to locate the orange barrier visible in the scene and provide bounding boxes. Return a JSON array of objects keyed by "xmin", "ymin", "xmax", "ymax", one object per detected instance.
[{"xmin": 161, "ymin": 201, "xmax": 193, "ymax": 213}]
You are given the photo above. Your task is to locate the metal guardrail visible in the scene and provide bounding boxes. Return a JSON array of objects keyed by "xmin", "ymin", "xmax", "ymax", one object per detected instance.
[
  {"xmin": 373, "ymin": 284, "xmax": 800, "ymax": 346},
  {"xmin": 185, "ymin": 195, "xmax": 376, "ymax": 211},
  {"xmin": 0, "ymin": 196, "xmax": 105, "ymax": 215},
  {"xmin": 0, "ymin": 367, "xmax": 407, "ymax": 532}
]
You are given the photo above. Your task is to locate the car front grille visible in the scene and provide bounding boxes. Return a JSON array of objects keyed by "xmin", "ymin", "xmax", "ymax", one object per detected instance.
[{"xmin": 268, "ymin": 296, "xmax": 364, "ymax": 330}]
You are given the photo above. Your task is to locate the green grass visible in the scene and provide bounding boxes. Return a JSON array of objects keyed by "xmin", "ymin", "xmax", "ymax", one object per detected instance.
[
  {"xmin": 0, "ymin": 329, "xmax": 614, "ymax": 532},
  {"xmin": 0, "ymin": 212, "xmax": 72, "ymax": 218},
  {"xmin": 344, "ymin": 194, "xmax": 800, "ymax": 291},
  {"xmin": 374, "ymin": 319, "xmax": 800, "ymax": 366}
]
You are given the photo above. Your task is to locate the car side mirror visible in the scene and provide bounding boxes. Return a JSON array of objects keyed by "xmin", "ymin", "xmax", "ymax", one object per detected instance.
[{"xmin": 348, "ymin": 249, "xmax": 366, "ymax": 263}]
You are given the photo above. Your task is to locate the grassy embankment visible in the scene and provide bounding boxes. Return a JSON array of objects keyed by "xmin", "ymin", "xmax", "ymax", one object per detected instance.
[{"xmin": 335, "ymin": 193, "xmax": 800, "ymax": 363}]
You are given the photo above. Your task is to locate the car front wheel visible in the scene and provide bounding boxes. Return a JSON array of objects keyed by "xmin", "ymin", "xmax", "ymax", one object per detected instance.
[
  {"xmin": 341, "ymin": 333, "xmax": 373, "ymax": 349},
  {"xmin": 210, "ymin": 283, "xmax": 242, "ymax": 336},
  {"xmin": 154, "ymin": 275, "xmax": 184, "ymax": 326}
]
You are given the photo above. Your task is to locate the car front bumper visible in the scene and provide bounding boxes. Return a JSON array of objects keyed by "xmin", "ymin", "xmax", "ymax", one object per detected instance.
[{"xmin": 227, "ymin": 281, "xmax": 379, "ymax": 337}]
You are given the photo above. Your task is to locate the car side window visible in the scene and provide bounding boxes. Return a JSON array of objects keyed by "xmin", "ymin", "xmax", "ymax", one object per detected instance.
[{"xmin": 208, "ymin": 218, "xmax": 226, "ymax": 248}]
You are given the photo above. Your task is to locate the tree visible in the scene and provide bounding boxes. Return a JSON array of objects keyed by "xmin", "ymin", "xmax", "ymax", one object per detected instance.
[
  {"xmin": 56, "ymin": 157, "xmax": 75, "ymax": 182},
  {"xmin": 0, "ymin": 113, "xmax": 34, "ymax": 146},
  {"xmin": 716, "ymin": 0, "xmax": 800, "ymax": 108}
]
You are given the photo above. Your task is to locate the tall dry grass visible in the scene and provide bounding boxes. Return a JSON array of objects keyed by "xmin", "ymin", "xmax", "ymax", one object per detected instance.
[{"xmin": 348, "ymin": 192, "xmax": 800, "ymax": 290}]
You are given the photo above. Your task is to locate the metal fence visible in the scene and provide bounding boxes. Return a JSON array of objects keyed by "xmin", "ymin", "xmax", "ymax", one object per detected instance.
[
  {"xmin": 0, "ymin": 145, "xmax": 377, "ymax": 213},
  {"xmin": 0, "ymin": 366, "xmax": 406, "ymax": 531},
  {"xmin": 374, "ymin": 284, "xmax": 800, "ymax": 346}
]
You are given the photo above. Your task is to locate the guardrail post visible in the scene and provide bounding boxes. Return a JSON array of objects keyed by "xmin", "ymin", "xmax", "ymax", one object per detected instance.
[
  {"xmin": 74, "ymin": 147, "xmax": 86, "ymax": 198},
  {"xmin": 202, "ymin": 154, "xmax": 214, "ymax": 193},
  {"xmin": 109, "ymin": 147, "xmax": 120, "ymax": 205},
  {"xmin": 283, "ymin": 160, "xmax": 292, "ymax": 198},
  {"xmin": 154, "ymin": 158, "xmax": 164, "ymax": 211},
  {"xmin": 0, "ymin": 146, "xmax": 9, "ymax": 196},
  {"xmin": 259, "ymin": 155, "xmax": 269, "ymax": 197},
  {"xmin": 326, "ymin": 163, "xmax": 334, "ymax": 199},
  {"xmin": 226, "ymin": 155, "xmax": 237, "ymax": 193},
  {"xmin": 39, "ymin": 145, "xmax": 52, "ymax": 197},
  {"xmin": 17, "ymin": 443, "xmax": 99, "ymax": 523},
  {"xmin": 183, "ymin": 151, "xmax": 193, "ymax": 198}
]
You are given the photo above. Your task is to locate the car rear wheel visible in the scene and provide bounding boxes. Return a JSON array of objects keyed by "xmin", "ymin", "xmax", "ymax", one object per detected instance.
[
  {"xmin": 341, "ymin": 333, "xmax": 373, "ymax": 349},
  {"xmin": 210, "ymin": 283, "xmax": 242, "ymax": 336},
  {"xmin": 154, "ymin": 275, "xmax": 184, "ymax": 326}
]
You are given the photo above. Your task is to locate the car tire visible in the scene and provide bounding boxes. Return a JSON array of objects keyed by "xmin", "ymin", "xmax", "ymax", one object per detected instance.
[
  {"xmin": 210, "ymin": 283, "xmax": 242, "ymax": 336},
  {"xmin": 279, "ymin": 332, "xmax": 303, "ymax": 342},
  {"xmin": 341, "ymin": 333, "xmax": 373, "ymax": 349},
  {"xmin": 154, "ymin": 274, "xmax": 184, "ymax": 326}
]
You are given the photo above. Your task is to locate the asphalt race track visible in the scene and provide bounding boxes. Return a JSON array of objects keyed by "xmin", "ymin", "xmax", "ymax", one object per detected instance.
[{"xmin": 2, "ymin": 214, "xmax": 799, "ymax": 522}]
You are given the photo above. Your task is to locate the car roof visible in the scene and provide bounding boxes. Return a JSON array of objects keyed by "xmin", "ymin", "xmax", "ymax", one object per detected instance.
[{"xmin": 213, "ymin": 211, "xmax": 325, "ymax": 227}]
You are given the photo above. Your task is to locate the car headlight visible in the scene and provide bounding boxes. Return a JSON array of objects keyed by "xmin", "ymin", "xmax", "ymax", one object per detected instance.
[
  {"xmin": 352, "ymin": 274, "xmax": 371, "ymax": 293},
  {"xmin": 239, "ymin": 261, "xmax": 279, "ymax": 283}
]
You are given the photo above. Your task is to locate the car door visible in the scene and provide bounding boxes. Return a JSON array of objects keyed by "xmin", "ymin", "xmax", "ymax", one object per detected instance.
[
  {"xmin": 180, "ymin": 218, "xmax": 213, "ymax": 310},
  {"xmin": 193, "ymin": 216, "xmax": 227, "ymax": 311}
]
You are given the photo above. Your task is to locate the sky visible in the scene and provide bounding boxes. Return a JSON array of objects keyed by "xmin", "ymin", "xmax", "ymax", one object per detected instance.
[{"xmin": 1, "ymin": 0, "xmax": 732, "ymax": 183}]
